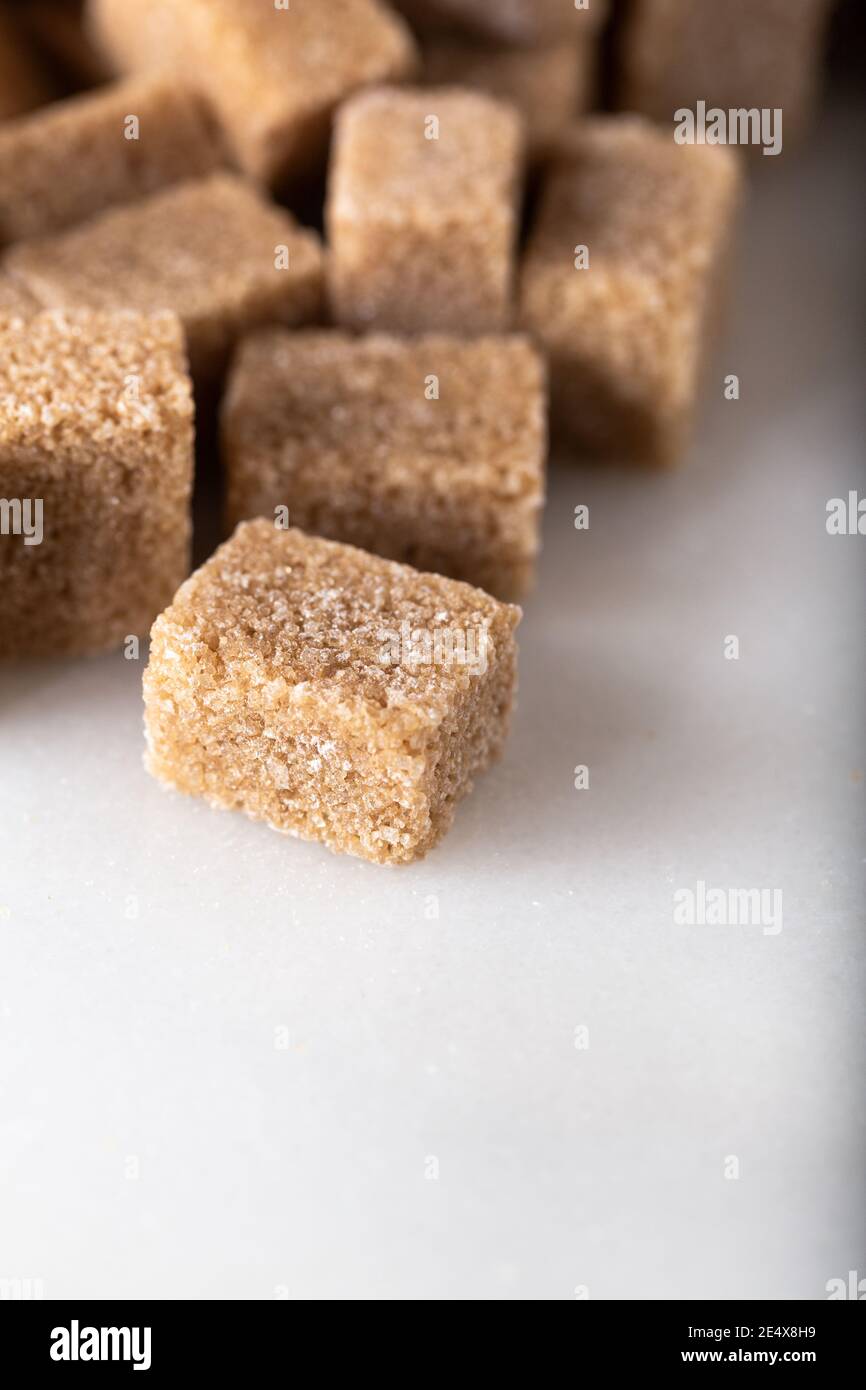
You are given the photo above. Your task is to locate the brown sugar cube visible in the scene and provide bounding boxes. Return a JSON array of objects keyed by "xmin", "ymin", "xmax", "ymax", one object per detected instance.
[
  {"xmin": 327, "ymin": 86, "xmax": 524, "ymax": 334},
  {"xmin": 618, "ymin": 0, "xmax": 833, "ymax": 148},
  {"xmin": 222, "ymin": 330, "xmax": 546, "ymax": 601},
  {"xmin": 520, "ymin": 117, "xmax": 741, "ymax": 467},
  {"xmin": 423, "ymin": 39, "xmax": 594, "ymax": 161},
  {"xmin": 6, "ymin": 173, "xmax": 323, "ymax": 380},
  {"xmin": 0, "ymin": 76, "xmax": 226, "ymax": 245},
  {"xmin": 87, "ymin": 0, "xmax": 418, "ymax": 186},
  {"xmin": 144, "ymin": 521, "xmax": 520, "ymax": 865},
  {"xmin": 0, "ymin": 309, "xmax": 193, "ymax": 659},
  {"xmin": 394, "ymin": 0, "xmax": 608, "ymax": 45},
  {"xmin": 0, "ymin": 5, "xmax": 53, "ymax": 121}
]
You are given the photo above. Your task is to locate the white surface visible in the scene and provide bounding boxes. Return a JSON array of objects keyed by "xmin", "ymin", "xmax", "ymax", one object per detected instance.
[{"xmin": 1, "ymin": 101, "xmax": 864, "ymax": 1302}]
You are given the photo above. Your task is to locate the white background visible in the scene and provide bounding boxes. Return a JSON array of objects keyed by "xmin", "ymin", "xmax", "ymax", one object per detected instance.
[{"xmin": 1, "ymin": 99, "xmax": 864, "ymax": 1300}]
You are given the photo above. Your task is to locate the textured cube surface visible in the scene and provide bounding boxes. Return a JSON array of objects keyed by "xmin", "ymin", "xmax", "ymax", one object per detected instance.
[
  {"xmin": 0, "ymin": 76, "xmax": 225, "ymax": 244},
  {"xmin": 327, "ymin": 86, "xmax": 524, "ymax": 334},
  {"xmin": 88, "ymin": 0, "xmax": 417, "ymax": 185},
  {"xmin": 520, "ymin": 117, "xmax": 740, "ymax": 467},
  {"xmin": 423, "ymin": 39, "xmax": 593, "ymax": 160},
  {"xmin": 618, "ymin": 0, "xmax": 833, "ymax": 144},
  {"xmin": 144, "ymin": 521, "xmax": 520, "ymax": 864},
  {"xmin": 223, "ymin": 330, "xmax": 546, "ymax": 600},
  {"xmin": 0, "ymin": 6, "xmax": 53, "ymax": 120},
  {"xmin": 0, "ymin": 310, "xmax": 193, "ymax": 658},
  {"xmin": 6, "ymin": 174, "xmax": 323, "ymax": 379}
]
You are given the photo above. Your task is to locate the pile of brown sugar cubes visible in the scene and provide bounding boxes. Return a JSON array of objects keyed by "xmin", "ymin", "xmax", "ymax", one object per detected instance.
[{"xmin": 0, "ymin": 0, "xmax": 833, "ymax": 863}]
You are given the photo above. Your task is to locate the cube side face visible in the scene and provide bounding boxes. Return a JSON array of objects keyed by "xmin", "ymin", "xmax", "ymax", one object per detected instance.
[
  {"xmin": 0, "ymin": 452, "xmax": 190, "ymax": 657},
  {"xmin": 0, "ymin": 78, "xmax": 225, "ymax": 245},
  {"xmin": 542, "ymin": 339, "xmax": 690, "ymax": 470},
  {"xmin": 144, "ymin": 631, "xmax": 511, "ymax": 865},
  {"xmin": 144, "ymin": 614, "xmax": 407, "ymax": 864},
  {"xmin": 143, "ymin": 522, "xmax": 520, "ymax": 864},
  {"xmin": 521, "ymin": 228, "xmax": 698, "ymax": 466},
  {"xmin": 328, "ymin": 210, "xmax": 515, "ymax": 335},
  {"xmin": 5, "ymin": 175, "xmax": 324, "ymax": 380},
  {"xmin": 520, "ymin": 123, "xmax": 740, "ymax": 466},
  {"xmin": 0, "ymin": 310, "xmax": 193, "ymax": 658},
  {"xmin": 327, "ymin": 88, "xmax": 523, "ymax": 335},
  {"xmin": 89, "ymin": 0, "xmax": 418, "ymax": 185},
  {"xmin": 221, "ymin": 331, "xmax": 546, "ymax": 600}
]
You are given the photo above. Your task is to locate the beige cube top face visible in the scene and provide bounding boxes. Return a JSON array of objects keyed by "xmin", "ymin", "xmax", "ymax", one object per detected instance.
[
  {"xmin": 0, "ymin": 76, "xmax": 226, "ymax": 245},
  {"xmin": 87, "ymin": 0, "xmax": 418, "ymax": 184},
  {"xmin": 150, "ymin": 520, "xmax": 518, "ymax": 714},
  {"xmin": 0, "ymin": 309, "xmax": 194, "ymax": 657},
  {"xmin": 618, "ymin": 0, "xmax": 833, "ymax": 143},
  {"xmin": 422, "ymin": 40, "xmax": 592, "ymax": 160},
  {"xmin": 521, "ymin": 117, "xmax": 741, "ymax": 466},
  {"xmin": 327, "ymin": 86, "xmax": 525, "ymax": 334},
  {"xmin": 223, "ymin": 330, "xmax": 547, "ymax": 599},
  {"xmin": 5, "ymin": 173, "xmax": 324, "ymax": 379},
  {"xmin": 144, "ymin": 521, "xmax": 520, "ymax": 864},
  {"xmin": 330, "ymin": 85, "xmax": 523, "ymax": 224}
]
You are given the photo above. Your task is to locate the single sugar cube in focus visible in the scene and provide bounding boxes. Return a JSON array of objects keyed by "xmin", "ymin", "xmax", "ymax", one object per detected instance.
[
  {"xmin": 144, "ymin": 521, "xmax": 521, "ymax": 865},
  {"xmin": 0, "ymin": 309, "xmax": 194, "ymax": 658},
  {"xmin": 87, "ymin": 0, "xmax": 418, "ymax": 186},
  {"xmin": 6, "ymin": 173, "xmax": 323, "ymax": 380},
  {"xmin": 326, "ymin": 86, "xmax": 524, "ymax": 334},
  {"xmin": 0, "ymin": 76, "xmax": 226, "ymax": 245},
  {"xmin": 520, "ymin": 117, "xmax": 741, "ymax": 468},
  {"xmin": 222, "ymin": 329, "xmax": 547, "ymax": 600}
]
